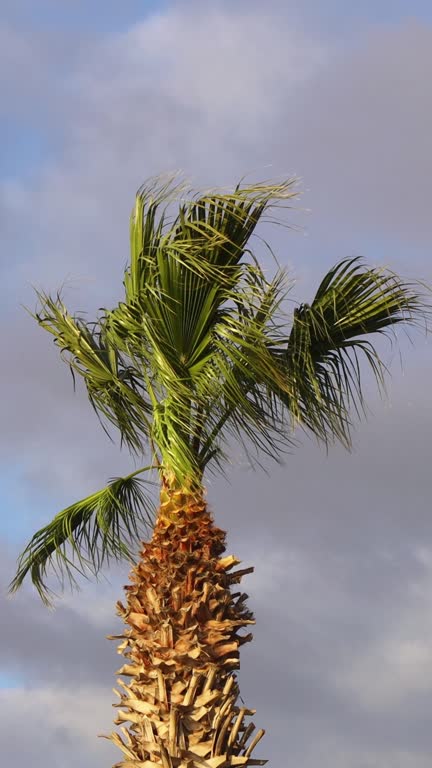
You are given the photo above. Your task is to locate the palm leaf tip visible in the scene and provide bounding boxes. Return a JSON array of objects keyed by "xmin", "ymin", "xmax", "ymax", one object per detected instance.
[
  {"xmin": 8, "ymin": 468, "xmax": 156, "ymax": 606},
  {"xmin": 284, "ymin": 257, "xmax": 432, "ymax": 449}
]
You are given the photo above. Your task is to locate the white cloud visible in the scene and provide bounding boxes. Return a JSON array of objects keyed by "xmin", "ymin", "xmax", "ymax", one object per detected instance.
[
  {"xmin": 334, "ymin": 545, "xmax": 432, "ymax": 711},
  {"xmin": 284, "ymin": 20, "xmax": 432, "ymax": 251},
  {"xmin": 2, "ymin": 4, "xmax": 323, "ymax": 298},
  {"xmin": 0, "ymin": 685, "xmax": 118, "ymax": 767},
  {"xmin": 302, "ymin": 745, "xmax": 432, "ymax": 768},
  {"xmin": 338, "ymin": 637, "xmax": 432, "ymax": 711}
]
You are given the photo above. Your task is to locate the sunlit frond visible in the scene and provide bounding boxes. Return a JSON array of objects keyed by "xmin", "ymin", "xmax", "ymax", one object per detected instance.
[
  {"xmin": 9, "ymin": 467, "xmax": 156, "ymax": 605},
  {"xmin": 279, "ymin": 256, "xmax": 430, "ymax": 448},
  {"xmin": 30, "ymin": 293, "xmax": 152, "ymax": 454},
  {"xmin": 98, "ymin": 173, "xmax": 300, "ymax": 481}
]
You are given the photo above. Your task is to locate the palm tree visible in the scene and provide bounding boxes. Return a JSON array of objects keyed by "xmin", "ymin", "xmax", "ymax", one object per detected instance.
[{"xmin": 10, "ymin": 173, "xmax": 430, "ymax": 768}]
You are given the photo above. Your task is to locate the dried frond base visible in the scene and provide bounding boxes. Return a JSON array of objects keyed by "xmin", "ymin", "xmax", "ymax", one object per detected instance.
[{"xmin": 101, "ymin": 491, "xmax": 266, "ymax": 768}]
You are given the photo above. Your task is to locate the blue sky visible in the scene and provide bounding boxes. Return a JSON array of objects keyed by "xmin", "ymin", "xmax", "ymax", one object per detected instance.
[
  {"xmin": 2, "ymin": 0, "xmax": 167, "ymax": 32},
  {"xmin": 1, "ymin": 123, "xmax": 49, "ymax": 179},
  {"xmin": 4, "ymin": 0, "xmax": 432, "ymax": 29},
  {"xmin": 1, "ymin": 2, "xmax": 432, "ymax": 767}
]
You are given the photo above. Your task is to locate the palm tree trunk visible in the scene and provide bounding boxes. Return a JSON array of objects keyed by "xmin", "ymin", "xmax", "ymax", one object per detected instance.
[{"xmin": 102, "ymin": 487, "xmax": 266, "ymax": 768}]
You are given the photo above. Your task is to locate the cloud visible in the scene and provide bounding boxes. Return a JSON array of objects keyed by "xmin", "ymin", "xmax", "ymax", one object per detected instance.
[
  {"xmin": 3, "ymin": 10, "xmax": 432, "ymax": 301},
  {"xmin": 0, "ymin": 547, "xmax": 125, "ymax": 686},
  {"xmin": 280, "ymin": 20, "xmax": 432, "ymax": 251},
  {"xmin": 1, "ymin": 3, "xmax": 322, "ymax": 298},
  {"xmin": 335, "ymin": 545, "xmax": 432, "ymax": 711},
  {"xmin": 0, "ymin": 685, "xmax": 118, "ymax": 768}
]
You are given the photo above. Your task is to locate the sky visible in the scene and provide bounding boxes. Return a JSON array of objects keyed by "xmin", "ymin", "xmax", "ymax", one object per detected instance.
[{"xmin": 1, "ymin": 1, "xmax": 432, "ymax": 766}]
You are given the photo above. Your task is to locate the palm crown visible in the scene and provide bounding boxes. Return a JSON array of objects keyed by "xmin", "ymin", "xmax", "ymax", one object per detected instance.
[{"xmin": 10, "ymin": 173, "xmax": 429, "ymax": 604}]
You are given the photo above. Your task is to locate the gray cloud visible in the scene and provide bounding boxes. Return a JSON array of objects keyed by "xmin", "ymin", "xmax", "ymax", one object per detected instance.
[
  {"xmin": 0, "ymin": 684, "xmax": 118, "ymax": 768},
  {"xmin": 284, "ymin": 21, "xmax": 432, "ymax": 251}
]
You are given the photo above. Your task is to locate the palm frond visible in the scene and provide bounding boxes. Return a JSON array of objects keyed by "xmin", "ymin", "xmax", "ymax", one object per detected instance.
[
  {"xmin": 9, "ymin": 467, "xmax": 156, "ymax": 606},
  {"xmin": 279, "ymin": 256, "xmax": 430, "ymax": 448},
  {"xmin": 193, "ymin": 265, "xmax": 297, "ymax": 469},
  {"xmin": 98, "ymin": 173, "xmax": 300, "ymax": 483},
  {"xmin": 30, "ymin": 293, "xmax": 152, "ymax": 454}
]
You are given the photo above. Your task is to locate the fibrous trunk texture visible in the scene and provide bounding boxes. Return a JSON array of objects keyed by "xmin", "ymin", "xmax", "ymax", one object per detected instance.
[{"xmin": 102, "ymin": 489, "xmax": 266, "ymax": 768}]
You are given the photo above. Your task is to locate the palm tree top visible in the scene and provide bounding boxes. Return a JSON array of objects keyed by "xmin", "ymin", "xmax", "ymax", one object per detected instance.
[{"xmin": 10, "ymin": 172, "xmax": 431, "ymax": 604}]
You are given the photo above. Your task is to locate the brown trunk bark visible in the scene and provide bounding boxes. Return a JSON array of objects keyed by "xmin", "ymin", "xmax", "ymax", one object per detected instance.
[{"xmin": 102, "ymin": 488, "xmax": 266, "ymax": 768}]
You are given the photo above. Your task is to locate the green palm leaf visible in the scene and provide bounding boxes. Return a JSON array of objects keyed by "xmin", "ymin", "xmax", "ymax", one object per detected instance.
[
  {"xmin": 31, "ymin": 293, "xmax": 153, "ymax": 455},
  {"xmin": 280, "ymin": 256, "xmax": 430, "ymax": 447},
  {"xmin": 9, "ymin": 467, "xmax": 156, "ymax": 606}
]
